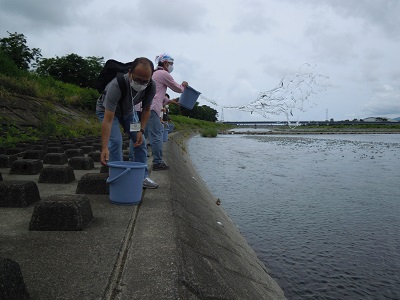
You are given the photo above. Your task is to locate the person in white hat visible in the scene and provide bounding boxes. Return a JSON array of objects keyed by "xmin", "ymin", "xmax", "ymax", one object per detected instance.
[{"xmin": 147, "ymin": 53, "xmax": 188, "ymax": 171}]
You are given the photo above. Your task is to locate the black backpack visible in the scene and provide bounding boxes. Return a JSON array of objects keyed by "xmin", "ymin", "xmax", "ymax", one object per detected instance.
[
  {"xmin": 95, "ymin": 59, "xmax": 132, "ymax": 94},
  {"xmin": 96, "ymin": 59, "xmax": 132, "ymax": 132}
]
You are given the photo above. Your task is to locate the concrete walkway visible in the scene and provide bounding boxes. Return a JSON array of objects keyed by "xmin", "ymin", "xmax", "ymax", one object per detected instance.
[{"xmin": 0, "ymin": 132, "xmax": 284, "ymax": 299}]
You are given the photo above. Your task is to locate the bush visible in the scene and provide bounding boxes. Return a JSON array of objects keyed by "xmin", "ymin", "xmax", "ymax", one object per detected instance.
[{"xmin": 200, "ymin": 127, "xmax": 218, "ymax": 137}]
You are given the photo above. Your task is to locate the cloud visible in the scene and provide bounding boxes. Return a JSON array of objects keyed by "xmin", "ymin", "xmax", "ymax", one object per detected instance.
[
  {"xmin": 0, "ymin": 0, "xmax": 85, "ymax": 30},
  {"xmin": 297, "ymin": 0, "xmax": 400, "ymax": 39},
  {"xmin": 325, "ymin": 0, "xmax": 400, "ymax": 39},
  {"xmin": 230, "ymin": 4, "xmax": 275, "ymax": 34},
  {"xmin": 362, "ymin": 84, "xmax": 400, "ymax": 117},
  {"xmin": 304, "ymin": 18, "xmax": 359, "ymax": 65},
  {"xmin": 0, "ymin": 0, "xmax": 399, "ymax": 121},
  {"xmin": 133, "ymin": 0, "xmax": 209, "ymax": 33}
]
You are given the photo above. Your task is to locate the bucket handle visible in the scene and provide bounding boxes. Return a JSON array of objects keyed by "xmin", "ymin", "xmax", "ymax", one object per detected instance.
[{"xmin": 106, "ymin": 168, "xmax": 131, "ymax": 184}]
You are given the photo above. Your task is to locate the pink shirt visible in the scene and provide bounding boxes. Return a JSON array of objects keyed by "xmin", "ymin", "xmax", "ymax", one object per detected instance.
[{"xmin": 151, "ymin": 68, "xmax": 185, "ymax": 113}]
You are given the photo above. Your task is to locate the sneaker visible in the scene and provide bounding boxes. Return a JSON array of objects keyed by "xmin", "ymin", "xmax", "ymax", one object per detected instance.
[
  {"xmin": 153, "ymin": 162, "xmax": 169, "ymax": 171},
  {"xmin": 143, "ymin": 177, "xmax": 158, "ymax": 189}
]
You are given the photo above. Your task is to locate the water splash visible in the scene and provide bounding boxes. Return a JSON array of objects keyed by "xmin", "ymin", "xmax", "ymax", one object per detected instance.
[{"xmin": 200, "ymin": 64, "xmax": 329, "ymax": 125}]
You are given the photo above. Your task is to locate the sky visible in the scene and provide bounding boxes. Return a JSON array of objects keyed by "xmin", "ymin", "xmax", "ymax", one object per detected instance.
[{"xmin": 1, "ymin": 0, "xmax": 399, "ymax": 122}]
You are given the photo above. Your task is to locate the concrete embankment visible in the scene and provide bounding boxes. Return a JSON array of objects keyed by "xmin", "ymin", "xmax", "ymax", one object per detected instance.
[{"xmin": 0, "ymin": 132, "xmax": 284, "ymax": 299}]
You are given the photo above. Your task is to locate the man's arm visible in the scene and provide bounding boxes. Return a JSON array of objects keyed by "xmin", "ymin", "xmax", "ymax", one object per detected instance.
[{"xmin": 100, "ymin": 109, "xmax": 115, "ymax": 165}]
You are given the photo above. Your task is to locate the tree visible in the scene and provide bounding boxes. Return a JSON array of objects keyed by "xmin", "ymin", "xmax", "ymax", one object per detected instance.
[
  {"xmin": 179, "ymin": 102, "xmax": 218, "ymax": 122},
  {"xmin": 36, "ymin": 54, "xmax": 104, "ymax": 88},
  {"xmin": 0, "ymin": 49, "xmax": 21, "ymax": 76},
  {"xmin": 0, "ymin": 31, "xmax": 41, "ymax": 70}
]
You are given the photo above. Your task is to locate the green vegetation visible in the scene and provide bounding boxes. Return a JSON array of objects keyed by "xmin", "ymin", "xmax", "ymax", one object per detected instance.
[
  {"xmin": 1, "ymin": 32, "xmax": 102, "ymax": 110},
  {"xmin": 0, "ymin": 31, "xmax": 221, "ymax": 125},
  {"xmin": 169, "ymin": 102, "xmax": 219, "ymax": 122},
  {"xmin": 0, "ymin": 73, "xmax": 99, "ymax": 109},
  {"xmin": 0, "ymin": 31, "xmax": 231, "ymax": 147},
  {"xmin": 0, "ymin": 125, "xmax": 39, "ymax": 147},
  {"xmin": 200, "ymin": 127, "xmax": 218, "ymax": 137},
  {"xmin": 0, "ymin": 32, "xmax": 41, "ymax": 70},
  {"xmin": 169, "ymin": 115, "xmax": 232, "ymax": 133},
  {"xmin": 5, "ymin": 31, "xmax": 396, "ymax": 148},
  {"xmin": 0, "ymin": 111, "xmax": 101, "ymax": 147},
  {"xmin": 37, "ymin": 111, "xmax": 101, "ymax": 139}
]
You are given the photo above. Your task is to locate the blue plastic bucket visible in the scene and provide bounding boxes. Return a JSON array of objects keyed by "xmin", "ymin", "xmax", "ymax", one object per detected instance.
[
  {"xmin": 179, "ymin": 86, "xmax": 201, "ymax": 110},
  {"xmin": 163, "ymin": 124, "xmax": 169, "ymax": 142},
  {"xmin": 163, "ymin": 126, "xmax": 169, "ymax": 142},
  {"xmin": 106, "ymin": 161, "xmax": 146, "ymax": 205},
  {"xmin": 168, "ymin": 122, "xmax": 174, "ymax": 132}
]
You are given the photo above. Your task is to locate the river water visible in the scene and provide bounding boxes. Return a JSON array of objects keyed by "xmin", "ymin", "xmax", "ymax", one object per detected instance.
[{"xmin": 188, "ymin": 133, "xmax": 400, "ymax": 300}]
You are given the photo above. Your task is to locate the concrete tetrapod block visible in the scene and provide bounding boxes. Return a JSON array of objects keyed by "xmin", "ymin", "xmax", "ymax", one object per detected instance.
[
  {"xmin": 43, "ymin": 153, "xmax": 68, "ymax": 165},
  {"xmin": 75, "ymin": 142, "xmax": 85, "ymax": 148},
  {"xmin": 30, "ymin": 145, "xmax": 47, "ymax": 151},
  {"xmin": 62, "ymin": 144, "xmax": 76, "ymax": 151},
  {"xmin": 64, "ymin": 149, "xmax": 85, "ymax": 159},
  {"xmin": 100, "ymin": 164, "xmax": 109, "ymax": 173},
  {"xmin": 91, "ymin": 143, "xmax": 101, "ymax": 151},
  {"xmin": 38, "ymin": 165, "xmax": 75, "ymax": 183},
  {"xmin": 88, "ymin": 152, "xmax": 101, "ymax": 162},
  {"xmin": 5, "ymin": 148, "xmax": 25, "ymax": 156},
  {"xmin": 84, "ymin": 139, "xmax": 96, "ymax": 146},
  {"xmin": 0, "ymin": 155, "xmax": 18, "ymax": 168},
  {"xmin": 47, "ymin": 142, "xmax": 61, "ymax": 148},
  {"xmin": 9, "ymin": 159, "xmax": 43, "ymax": 175},
  {"xmin": 46, "ymin": 146, "xmax": 64, "ymax": 154},
  {"xmin": 0, "ymin": 257, "xmax": 30, "ymax": 300},
  {"xmin": 68, "ymin": 157, "xmax": 94, "ymax": 170},
  {"xmin": 23, "ymin": 150, "xmax": 46, "ymax": 160},
  {"xmin": 29, "ymin": 194, "xmax": 94, "ymax": 231},
  {"xmin": 0, "ymin": 180, "xmax": 41, "ymax": 207},
  {"xmin": 75, "ymin": 173, "xmax": 109, "ymax": 194},
  {"xmin": 80, "ymin": 145, "xmax": 94, "ymax": 154}
]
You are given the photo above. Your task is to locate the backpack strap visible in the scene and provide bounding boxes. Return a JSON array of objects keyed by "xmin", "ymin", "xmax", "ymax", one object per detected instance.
[
  {"xmin": 116, "ymin": 73, "xmax": 129, "ymax": 133},
  {"xmin": 116, "ymin": 73, "xmax": 127, "ymax": 99}
]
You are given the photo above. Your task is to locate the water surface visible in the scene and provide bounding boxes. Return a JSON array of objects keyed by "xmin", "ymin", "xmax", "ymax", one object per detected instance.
[{"xmin": 188, "ymin": 134, "xmax": 400, "ymax": 300}]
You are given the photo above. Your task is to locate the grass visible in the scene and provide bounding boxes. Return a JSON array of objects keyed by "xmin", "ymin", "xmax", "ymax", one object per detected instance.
[
  {"xmin": 0, "ymin": 65, "xmax": 232, "ymax": 146},
  {"xmin": 0, "ymin": 72, "xmax": 99, "ymax": 110},
  {"xmin": 0, "ymin": 110, "xmax": 228, "ymax": 148},
  {"xmin": 169, "ymin": 115, "xmax": 233, "ymax": 134},
  {"xmin": 0, "ymin": 111, "xmax": 101, "ymax": 147}
]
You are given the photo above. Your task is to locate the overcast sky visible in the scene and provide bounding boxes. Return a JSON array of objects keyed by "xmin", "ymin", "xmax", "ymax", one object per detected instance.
[{"xmin": 1, "ymin": 0, "xmax": 399, "ymax": 121}]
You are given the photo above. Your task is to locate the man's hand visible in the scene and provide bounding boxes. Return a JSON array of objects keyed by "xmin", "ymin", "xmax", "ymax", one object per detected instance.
[
  {"xmin": 134, "ymin": 131, "xmax": 144, "ymax": 147},
  {"xmin": 182, "ymin": 81, "xmax": 189, "ymax": 87},
  {"xmin": 100, "ymin": 148, "xmax": 109, "ymax": 166}
]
